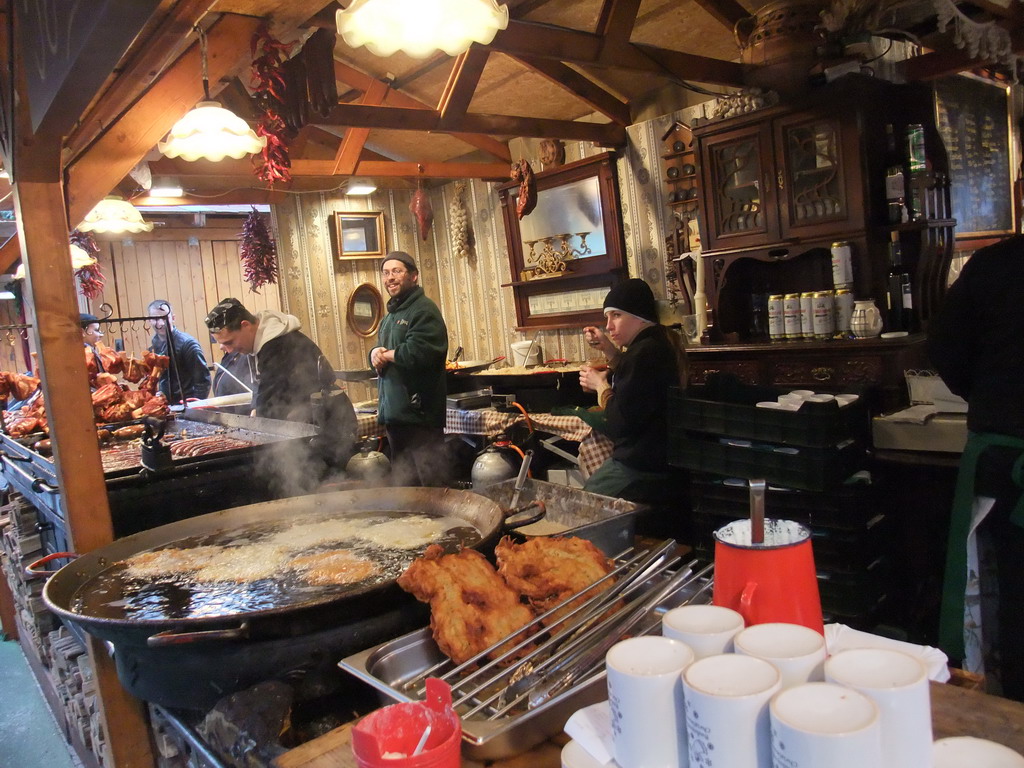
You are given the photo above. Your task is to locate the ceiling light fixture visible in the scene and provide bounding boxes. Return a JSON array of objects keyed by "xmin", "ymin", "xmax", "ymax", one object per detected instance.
[
  {"xmin": 346, "ymin": 182, "xmax": 377, "ymax": 195},
  {"xmin": 149, "ymin": 184, "xmax": 185, "ymax": 198},
  {"xmin": 158, "ymin": 26, "xmax": 266, "ymax": 162},
  {"xmin": 337, "ymin": 0, "xmax": 509, "ymax": 58},
  {"xmin": 77, "ymin": 196, "xmax": 154, "ymax": 234},
  {"xmin": 13, "ymin": 244, "xmax": 99, "ymax": 281}
]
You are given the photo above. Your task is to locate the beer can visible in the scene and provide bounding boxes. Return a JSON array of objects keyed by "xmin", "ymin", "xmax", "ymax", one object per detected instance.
[
  {"xmin": 834, "ymin": 288, "xmax": 854, "ymax": 335},
  {"xmin": 906, "ymin": 123, "xmax": 926, "ymax": 172},
  {"xmin": 783, "ymin": 293, "xmax": 802, "ymax": 339},
  {"xmin": 768, "ymin": 294, "xmax": 785, "ymax": 341},
  {"xmin": 830, "ymin": 241, "xmax": 854, "ymax": 289},
  {"xmin": 812, "ymin": 291, "xmax": 835, "ymax": 340},
  {"xmin": 800, "ymin": 292, "xmax": 815, "ymax": 340}
]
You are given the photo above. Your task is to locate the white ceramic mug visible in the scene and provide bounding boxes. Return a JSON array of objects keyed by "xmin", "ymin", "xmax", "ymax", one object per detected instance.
[
  {"xmin": 733, "ymin": 622, "xmax": 826, "ymax": 689},
  {"xmin": 606, "ymin": 635, "xmax": 694, "ymax": 768},
  {"xmin": 682, "ymin": 653, "xmax": 780, "ymax": 768},
  {"xmin": 662, "ymin": 604, "xmax": 744, "ymax": 659},
  {"xmin": 933, "ymin": 737, "xmax": 1024, "ymax": 767},
  {"xmin": 770, "ymin": 682, "xmax": 883, "ymax": 768},
  {"xmin": 825, "ymin": 648, "xmax": 933, "ymax": 768}
]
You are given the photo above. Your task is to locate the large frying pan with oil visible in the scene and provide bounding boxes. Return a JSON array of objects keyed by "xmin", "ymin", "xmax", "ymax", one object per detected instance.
[{"xmin": 39, "ymin": 487, "xmax": 527, "ymax": 648}]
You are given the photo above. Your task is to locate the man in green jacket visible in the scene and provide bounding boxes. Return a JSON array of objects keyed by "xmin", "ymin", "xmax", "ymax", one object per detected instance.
[{"xmin": 370, "ymin": 251, "xmax": 449, "ymax": 486}]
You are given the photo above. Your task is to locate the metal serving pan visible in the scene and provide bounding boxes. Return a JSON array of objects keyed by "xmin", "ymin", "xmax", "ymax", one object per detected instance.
[
  {"xmin": 339, "ymin": 544, "xmax": 712, "ymax": 760},
  {"xmin": 472, "ymin": 478, "xmax": 645, "ymax": 557}
]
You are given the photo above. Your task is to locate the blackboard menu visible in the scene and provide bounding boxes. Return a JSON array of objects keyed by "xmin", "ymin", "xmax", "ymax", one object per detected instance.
[{"xmin": 934, "ymin": 75, "xmax": 1014, "ymax": 237}]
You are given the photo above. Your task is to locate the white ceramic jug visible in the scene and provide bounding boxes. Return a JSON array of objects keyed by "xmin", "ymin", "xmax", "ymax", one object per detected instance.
[{"xmin": 850, "ymin": 299, "xmax": 883, "ymax": 338}]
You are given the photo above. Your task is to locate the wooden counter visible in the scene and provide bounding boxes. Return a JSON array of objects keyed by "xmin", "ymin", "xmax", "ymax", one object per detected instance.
[{"xmin": 274, "ymin": 680, "xmax": 1024, "ymax": 768}]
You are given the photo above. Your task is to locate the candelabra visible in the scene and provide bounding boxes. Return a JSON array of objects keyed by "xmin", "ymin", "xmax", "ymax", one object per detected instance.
[{"xmin": 522, "ymin": 232, "xmax": 592, "ymax": 278}]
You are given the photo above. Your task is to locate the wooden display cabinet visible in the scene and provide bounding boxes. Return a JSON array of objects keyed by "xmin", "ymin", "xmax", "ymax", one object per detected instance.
[
  {"xmin": 684, "ymin": 76, "xmax": 955, "ymax": 413},
  {"xmin": 692, "ymin": 76, "xmax": 955, "ymax": 346}
]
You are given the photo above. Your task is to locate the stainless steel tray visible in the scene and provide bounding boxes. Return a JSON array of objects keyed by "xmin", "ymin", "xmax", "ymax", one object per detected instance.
[{"xmin": 339, "ymin": 542, "xmax": 712, "ymax": 760}]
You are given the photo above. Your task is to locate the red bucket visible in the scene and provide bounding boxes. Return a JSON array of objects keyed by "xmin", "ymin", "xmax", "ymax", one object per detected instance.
[{"xmin": 352, "ymin": 678, "xmax": 462, "ymax": 768}]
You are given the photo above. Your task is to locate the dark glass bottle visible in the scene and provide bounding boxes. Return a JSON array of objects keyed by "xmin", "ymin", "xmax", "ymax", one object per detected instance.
[
  {"xmin": 885, "ymin": 232, "xmax": 913, "ymax": 332},
  {"xmin": 884, "ymin": 124, "xmax": 907, "ymax": 224}
]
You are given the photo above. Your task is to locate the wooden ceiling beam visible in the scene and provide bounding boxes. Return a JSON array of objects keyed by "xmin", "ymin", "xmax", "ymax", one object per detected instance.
[
  {"xmin": 632, "ymin": 42, "xmax": 744, "ymax": 86},
  {"xmin": 0, "ymin": 234, "xmax": 20, "ymax": 275},
  {"xmin": 595, "ymin": 0, "xmax": 642, "ymax": 46},
  {"xmin": 437, "ymin": 48, "xmax": 490, "ymax": 127},
  {"xmin": 65, "ymin": 14, "xmax": 261, "ymax": 228},
  {"xmin": 331, "ymin": 78, "xmax": 389, "ymax": 175},
  {"xmin": 487, "ymin": 19, "xmax": 744, "ymax": 86},
  {"xmin": 333, "ymin": 60, "xmax": 511, "ymax": 162},
  {"xmin": 691, "ymin": 0, "xmax": 750, "ymax": 29},
  {"xmin": 292, "ymin": 158, "xmax": 511, "ymax": 180},
  {"xmin": 899, "ymin": 22, "xmax": 1024, "ymax": 81},
  {"xmin": 318, "ymin": 103, "xmax": 627, "ymax": 144},
  {"xmin": 64, "ymin": 0, "xmax": 214, "ymax": 165},
  {"xmin": 515, "ymin": 55, "xmax": 631, "ymax": 125}
]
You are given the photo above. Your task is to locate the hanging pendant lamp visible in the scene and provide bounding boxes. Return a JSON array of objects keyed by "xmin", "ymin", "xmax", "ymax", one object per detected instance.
[
  {"xmin": 13, "ymin": 243, "xmax": 99, "ymax": 280},
  {"xmin": 158, "ymin": 26, "xmax": 266, "ymax": 162},
  {"xmin": 337, "ymin": 0, "xmax": 509, "ymax": 59},
  {"xmin": 77, "ymin": 196, "xmax": 154, "ymax": 234}
]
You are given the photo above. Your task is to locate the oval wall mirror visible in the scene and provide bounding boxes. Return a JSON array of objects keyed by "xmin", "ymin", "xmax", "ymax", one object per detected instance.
[{"xmin": 347, "ymin": 282, "xmax": 384, "ymax": 338}]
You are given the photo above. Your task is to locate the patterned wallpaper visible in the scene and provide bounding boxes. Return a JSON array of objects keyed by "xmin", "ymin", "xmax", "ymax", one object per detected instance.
[{"xmin": 272, "ymin": 111, "xmax": 696, "ymax": 400}]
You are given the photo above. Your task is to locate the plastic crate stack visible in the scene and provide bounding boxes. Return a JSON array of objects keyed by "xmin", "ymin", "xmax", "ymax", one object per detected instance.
[{"xmin": 667, "ymin": 383, "xmax": 892, "ymax": 630}]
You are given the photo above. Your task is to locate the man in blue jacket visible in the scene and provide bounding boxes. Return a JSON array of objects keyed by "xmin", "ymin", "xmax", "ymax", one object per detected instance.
[
  {"xmin": 148, "ymin": 299, "xmax": 211, "ymax": 403},
  {"xmin": 370, "ymin": 251, "xmax": 449, "ymax": 486}
]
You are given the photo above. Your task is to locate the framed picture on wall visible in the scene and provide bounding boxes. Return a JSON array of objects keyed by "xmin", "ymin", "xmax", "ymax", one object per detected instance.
[
  {"xmin": 934, "ymin": 74, "xmax": 1017, "ymax": 238},
  {"xmin": 333, "ymin": 211, "xmax": 386, "ymax": 259}
]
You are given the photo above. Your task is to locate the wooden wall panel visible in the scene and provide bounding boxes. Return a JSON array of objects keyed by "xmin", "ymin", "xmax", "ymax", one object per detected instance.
[
  {"xmin": 0, "ymin": 300, "xmax": 31, "ymax": 373},
  {"xmin": 87, "ymin": 231, "xmax": 281, "ymax": 369}
]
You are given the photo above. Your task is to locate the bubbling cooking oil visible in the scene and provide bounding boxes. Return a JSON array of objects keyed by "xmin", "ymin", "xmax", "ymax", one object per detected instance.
[{"xmin": 72, "ymin": 510, "xmax": 479, "ymax": 622}]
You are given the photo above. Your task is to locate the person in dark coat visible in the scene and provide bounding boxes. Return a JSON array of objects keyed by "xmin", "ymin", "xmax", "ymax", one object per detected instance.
[
  {"xmin": 370, "ymin": 251, "xmax": 449, "ymax": 486},
  {"xmin": 148, "ymin": 299, "xmax": 211, "ymax": 403},
  {"xmin": 579, "ymin": 279, "xmax": 687, "ymax": 500},
  {"xmin": 80, "ymin": 313, "xmax": 105, "ymax": 375},
  {"xmin": 205, "ymin": 297, "xmax": 334, "ymax": 422},
  {"xmin": 928, "ymin": 234, "xmax": 1024, "ymax": 701},
  {"xmin": 211, "ymin": 348, "xmax": 258, "ymax": 398}
]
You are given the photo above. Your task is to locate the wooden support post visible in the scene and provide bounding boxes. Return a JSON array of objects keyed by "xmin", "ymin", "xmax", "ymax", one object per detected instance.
[{"xmin": 14, "ymin": 171, "xmax": 155, "ymax": 768}]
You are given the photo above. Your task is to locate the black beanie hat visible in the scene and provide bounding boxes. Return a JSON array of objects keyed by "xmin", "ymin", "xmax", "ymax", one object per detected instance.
[
  {"xmin": 603, "ymin": 279, "xmax": 658, "ymax": 324},
  {"xmin": 80, "ymin": 313, "xmax": 99, "ymax": 327},
  {"xmin": 381, "ymin": 251, "xmax": 417, "ymax": 274}
]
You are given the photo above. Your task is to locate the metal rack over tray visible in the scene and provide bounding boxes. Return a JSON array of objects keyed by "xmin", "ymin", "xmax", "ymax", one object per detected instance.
[{"xmin": 340, "ymin": 539, "xmax": 712, "ymax": 760}]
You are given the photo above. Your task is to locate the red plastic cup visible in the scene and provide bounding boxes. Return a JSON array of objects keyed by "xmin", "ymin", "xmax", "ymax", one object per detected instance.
[
  {"xmin": 712, "ymin": 518, "xmax": 824, "ymax": 634},
  {"xmin": 352, "ymin": 678, "xmax": 462, "ymax": 768}
]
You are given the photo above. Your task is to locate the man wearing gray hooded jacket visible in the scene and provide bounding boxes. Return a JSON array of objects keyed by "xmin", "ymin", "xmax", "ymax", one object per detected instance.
[{"xmin": 205, "ymin": 298, "xmax": 334, "ymax": 422}]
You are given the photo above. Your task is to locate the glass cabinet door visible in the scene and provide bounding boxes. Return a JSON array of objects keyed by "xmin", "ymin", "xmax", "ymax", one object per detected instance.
[
  {"xmin": 776, "ymin": 115, "xmax": 852, "ymax": 237},
  {"xmin": 700, "ymin": 123, "xmax": 778, "ymax": 251}
]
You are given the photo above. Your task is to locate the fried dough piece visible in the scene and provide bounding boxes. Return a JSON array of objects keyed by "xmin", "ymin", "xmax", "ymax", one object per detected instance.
[
  {"xmin": 288, "ymin": 549, "xmax": 377, "ymax": 586},
  {"xmin": 397, "ymin": 545, "xmax": 535, "ymax": 665},
  {"xmin": 495, "ymin": 536, "xmax": 615, "ymax": 625}
]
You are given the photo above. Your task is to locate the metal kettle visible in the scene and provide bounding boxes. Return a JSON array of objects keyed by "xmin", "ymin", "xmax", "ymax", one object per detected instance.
[
  {"xmin": 471, "ymin": 434, "xmax": 521, "ymax": 489},
  {"xmin": 346, "ymin": 439, "xmax": 391, "ymax": 482}
]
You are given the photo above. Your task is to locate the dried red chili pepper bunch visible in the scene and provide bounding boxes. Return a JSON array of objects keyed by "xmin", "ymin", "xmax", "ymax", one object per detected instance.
[
  {"xmin": 239, "ymin": 206, "xmax": 279, "ymax": 293},
  {"xmin": 251, "ymin": 23, "xmax": 292, "ymax": 185},
  {"xmin": 70, "ymin": 229, "xmax": 105, "ymax": 300}
]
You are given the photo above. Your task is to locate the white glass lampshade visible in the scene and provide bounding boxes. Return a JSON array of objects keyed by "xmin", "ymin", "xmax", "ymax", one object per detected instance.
[
  {"xmin": 337, "ymin": 0, "xmax": 509, "ymax": 58},
  {"xmin": 157, "ymin": 101, "xmax": 267, "ymax": 162},
  {"xmin": 13, "ymin": 244, "xmax": 97, "ymax": 280},
  {"xmin": 77, "ymin": 196, "xmax": 154, "ymax": 234},
  {"xmin": 70, "ymin": 243, "xmax": 96, "ymax": 269}
]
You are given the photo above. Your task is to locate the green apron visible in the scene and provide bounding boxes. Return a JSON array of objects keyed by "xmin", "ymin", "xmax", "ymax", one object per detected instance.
[{"xmin": 938, "ymin": 431, "xmax": 1024, "ymax": 659}]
